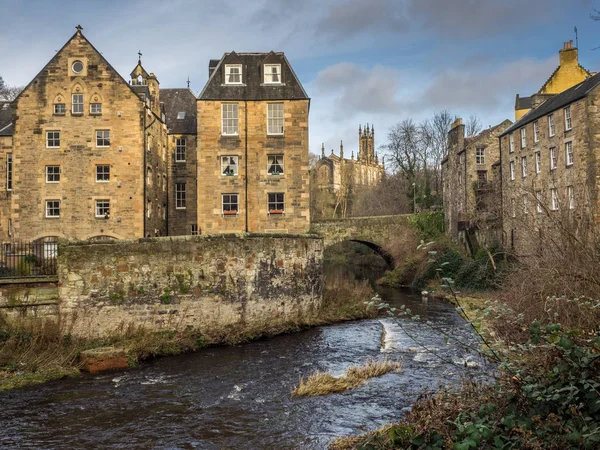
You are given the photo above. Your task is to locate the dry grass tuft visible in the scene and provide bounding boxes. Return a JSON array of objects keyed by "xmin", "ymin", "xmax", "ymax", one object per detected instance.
[{"xmin": 292, "ymin": 358, "xmax": 401, "ymax": 397}]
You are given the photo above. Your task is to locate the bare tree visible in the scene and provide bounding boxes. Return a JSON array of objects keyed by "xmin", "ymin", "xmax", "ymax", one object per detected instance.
[
  {"xmin": 465, "ymin": 114, "xmax": 483, "ymax": 138},
  {"xmin": 422, "ymin": 110, "xmax": 455, "ymax": 198},
  {"xmin": 0, "ymin": 75, "xmax": 23, "ymax": 101}
]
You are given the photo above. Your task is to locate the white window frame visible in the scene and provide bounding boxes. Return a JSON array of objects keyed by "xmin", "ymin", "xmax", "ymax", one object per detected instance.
[
  {"xmin": 264, "ymin": 64, "xmax": 282, "ymax": 84},
  {"xmin": 96, "ymin": 130, "xmax": 110, "ymax": 148},
  {"xmin": 175, "ymin": 182, "xmax": 186, "ymax": 209},
  {"xmin": 567, "ymin": 185, "xmax": 575, "ymax": 210},
  {"xmin": 564, "ymin": 106, "xmax": 572, "ymax": 131},
  {"xmin": 222, "ymin": 193, "xmax": 239, "ymax": 215},
  {"xmin": 45, "ymin": 200, "xmax": 60, "ymax": 218},
  {"xmin": 96, "ymin": 165, "xmax": 110, "ymax": 182},
  {"xmin": 224, "ymin": 64, "xmax": 242, "ymax": 84},
  {"xmin": 221, "ymin": 155, "xmax": 239, "ymax": 176},
  {"xmin": 523, "ymin": 195, "xmax": 528, "ymax": 215},
  {"xmin": 475, "ymin": 148, "xmax": 485, "ymax": 165},
  {"xmin": 533, "ymin": 121, "xmax": 539, "ymax": 143},
  {"xmin": 509, "ymin": 134, "xmax": 514, "ymax": 153},
  {"xmin": 221, "ymin": 103, "xmax": 239, "ymax": 136},
  {"xmin": 536, "ymin": 191, "xmax": 543, "ymax": 213},
  {"xmin": 267, "ymin": 154, "xmax": 284, "ymax": 175},
  {"xmin": 267, "ymin": 103, "xmax": 284, "ymax": 135},
  {"xmin": 521, "ymin": 156, "xmax": 527, "ymax": 178},
  {"xmin": 509, "ymin": 161, "xmax": 515, "ymax": 181},
  {"xmin": 72, "ymin": 94, "xmax": 84, "ymax": 114},
  {"xmin": 54, "ymin": 103, "xmax": 66, "ymax": 115},
  {"xmin": 550, "ymin": 188, "xmax": 558, "ymax": 211},
  {"xmin": 46, "ymin": 131, "xmax": 60, "ymax": 148},
  {"xmin": 46, "ymin": 165, "xmax": 60, "ymax": 183},
  {"xmin": 548, "ymin": 114, "xmax": 555, "ymax": 137},
  {"xmin": 175, "ymin": 138, "xmax": 186, "ymax": 162},
  {"xmin": 267, "ymin": 192, "xmax": 285, "ymax": 214},
  {"xmin": 6, "ymin": 153, "xmax": 12, "ymax": 191},
  {"xmin": 565, "ymin": 141, "xmax": 573, "ymax": 167},
  {"xmin": 550, "ymin": 146, "xmax": 557, "ymax": 170},
  {"xmin": 520, "ymin": 127, "xmax": 526, "ymax": 148},
  {"xmin": 95, "ymin": 199, "xmax": 110, "ymax": 218},
  {"xmin": 535, "ymin": 151, "xmax": 541, "ymax": 174},
  {"xmin": 191, "ymin": 224, "xmax": 199, "ymax": 235},
  {"xmin": 90, "ymin": 103, "xmax": 102, "ymax": 115}
]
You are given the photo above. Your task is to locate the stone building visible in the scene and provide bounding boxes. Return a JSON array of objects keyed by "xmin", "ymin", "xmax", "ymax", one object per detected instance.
[
  {"xmin": 500, "ymin": 71, "xmax": 600, "ymax": 254},
  {"xmin": 314, "ymin": 124, "xmax": 385, "ymax": 192},
  {"xmin": 442, "ymin": 118, "xmax": 512, "ymax": 252},
  {"xmin": 515, "ymin": 41, "xmax": 592, "ymax": 120},
  {"xmin": 197, "ymin": 51, "xmax": 311, "ymax": 234},
  {"xmin": 0, "ymin": 26, "xmax": 168, "ymax": 245}
]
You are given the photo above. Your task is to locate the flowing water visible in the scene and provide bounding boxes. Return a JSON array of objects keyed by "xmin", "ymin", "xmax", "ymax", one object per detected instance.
[{"xmin": 0, "ymin": 264, "xmax": 491, "ymax": 449}]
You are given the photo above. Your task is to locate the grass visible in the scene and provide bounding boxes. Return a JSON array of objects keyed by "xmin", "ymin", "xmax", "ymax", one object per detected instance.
[{"xmin": 292, "ymin": 358, "xmax": 401, "ymax": 397}]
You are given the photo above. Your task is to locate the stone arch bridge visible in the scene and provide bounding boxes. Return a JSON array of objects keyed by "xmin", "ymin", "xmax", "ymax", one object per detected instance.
[{"xmin": 310, "ymin": 215, "xmax": 412, "ymax": 267}]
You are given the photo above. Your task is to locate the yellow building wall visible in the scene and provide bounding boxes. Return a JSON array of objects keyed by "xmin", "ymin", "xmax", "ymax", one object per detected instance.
[{"xmin": 540, "ymin": 49, "xmax": 589, "ymax": 95}]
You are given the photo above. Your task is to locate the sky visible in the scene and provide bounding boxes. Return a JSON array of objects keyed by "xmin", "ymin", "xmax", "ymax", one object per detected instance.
[{"xmin": 1, "ymin": 0, "xmax": 599, "ymax": 159}]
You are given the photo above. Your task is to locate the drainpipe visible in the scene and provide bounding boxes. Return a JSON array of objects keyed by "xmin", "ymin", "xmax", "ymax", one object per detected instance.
[
  {"xmin": 166, "ymin": 134, "xmax": 170, "ymax": 236},
  {"xmin": 245, "ymin": 100, "xmax": 249, "ymax": 233},
  {"xmin": 143, "ymin": 110, "xmax": 147, "ymax": 238}
]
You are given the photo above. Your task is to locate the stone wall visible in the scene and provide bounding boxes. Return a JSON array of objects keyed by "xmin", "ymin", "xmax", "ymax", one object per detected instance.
[
  {"xmin": 0, "ymin": 279, "xmax": 59, "ymax": 320},
  {"xmin": 57, "ymin": 234, "xmax": 323, "ymax": 337}
]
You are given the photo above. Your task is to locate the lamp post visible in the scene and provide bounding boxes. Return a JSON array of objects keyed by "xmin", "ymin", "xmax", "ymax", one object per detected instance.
[{"xmin": 412, "ymin": 182, "xmax": 416, "ymax": 213}]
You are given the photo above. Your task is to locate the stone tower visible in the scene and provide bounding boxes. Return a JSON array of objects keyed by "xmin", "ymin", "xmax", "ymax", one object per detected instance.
[{"xmin": 358, "ymin": 124, "xmax": 375, "ymax": 164}]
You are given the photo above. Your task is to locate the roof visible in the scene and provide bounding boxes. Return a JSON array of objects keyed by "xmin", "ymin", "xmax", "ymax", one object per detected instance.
[
  {"xmin": 131, "ymin": 84, "xmax": 150, "ymax": 99},
  {"xmin": 198, "ymin": 51, "xmax": 309, "ymax": 102},
  {"xmin": 502, "ymin": 72, "xmax": 600, "ymax": 136},
  {"xmin": 515, "ymin": 95, "xmax": 533, "ymax": 110},
  {"xmin": 0, "ymin": 101, "xmax": 13, "ymax": 136},
  {"xmin": 160, "ymin": 88, "xmax": 197, "ymax": 135},
  {"xmin": 466, "ymin": 119, "xmax": 513, "ymax": 145}
]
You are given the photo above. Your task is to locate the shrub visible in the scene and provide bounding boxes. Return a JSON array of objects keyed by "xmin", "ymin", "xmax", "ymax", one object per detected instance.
[{"xmin": 408, "ymin": 211, "xmax": 444, "ymax": 241}]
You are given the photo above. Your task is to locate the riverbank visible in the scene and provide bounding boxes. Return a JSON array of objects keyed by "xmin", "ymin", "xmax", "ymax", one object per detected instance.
[{"xmin": 0, "ymin": 275, "xmax": 378, "ymax": 391}]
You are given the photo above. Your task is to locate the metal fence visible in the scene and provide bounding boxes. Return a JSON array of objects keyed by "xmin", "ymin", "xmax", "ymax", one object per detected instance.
[{"xmin": 0, "ymin": 241, "xmax": 58, "ymax": 278}]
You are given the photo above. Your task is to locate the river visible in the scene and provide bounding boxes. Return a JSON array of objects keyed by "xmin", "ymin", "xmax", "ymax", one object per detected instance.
[{"xmin": 0, "ymin": 264, "xmax": 490, "ymax": 449}]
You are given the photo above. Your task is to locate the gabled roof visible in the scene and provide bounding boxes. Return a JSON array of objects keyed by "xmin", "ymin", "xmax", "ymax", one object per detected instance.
[
  {"xmin": 466, "ymin": 119, "xmax": 512, "ymax": 145},
  {"xmin": 538, "ymin": 61, "xmax": 592, "ymax": 94},
  {"xmin": 198, "ymin": 52, "xmax": 309, "ymax": 102},
  {"xmin": 160, "ymin": 88, "xmax": 197, "ymax": 135},
  {"xmin": 501, "ymin": 72, "xmax": 600, "ymax": 137},
  {"xmin": 0, "ymin": 101, "xmax": 14, "ymax": 136}
]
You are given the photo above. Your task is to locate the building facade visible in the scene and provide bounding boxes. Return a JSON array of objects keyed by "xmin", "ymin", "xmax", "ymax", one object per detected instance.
[
  {"xmin": 197, "ymin": 51, "xmax": 311, "ymax": 234},
  {"xmin": 442, "ymin": 118, "xmax": 512, "ymax": 252},
  {"xmin": 500, "ymin": 72, "xmax": 600, "ymax": 255},
  {"xmin": 515, "ymin": 41, "xmax": 591, "ymax": 120}
]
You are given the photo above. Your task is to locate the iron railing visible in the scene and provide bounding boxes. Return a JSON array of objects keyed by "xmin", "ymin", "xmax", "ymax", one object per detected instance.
[{"xmin": 0, "ymin": 241, "xmax": 58, "ymax": 278}]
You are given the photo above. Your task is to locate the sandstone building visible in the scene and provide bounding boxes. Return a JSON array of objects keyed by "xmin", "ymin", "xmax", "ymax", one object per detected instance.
[
  {"xmin": 500, "ymin": 72, "xmax": 600, "ymax": 254},
  {"xmin": 0, "ymin": 28, "xmax": 311, "ymax": 245},
  {"xmin": 441, "ymin": 118, "xmax": 512, "ymax": 252},
  {"xmin": 515, "ymin": 41, "xmax": 591, "ymax": 120}
]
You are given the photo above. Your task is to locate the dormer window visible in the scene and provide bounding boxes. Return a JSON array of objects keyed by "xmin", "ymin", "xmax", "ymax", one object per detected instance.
[
  {"xmin": 225, "ymin": 64, "xmax": 242, "ymax": 84},
  {"xmin": 264, "ymin": 64, "xmax": 281, "ymax": 84},
  {"xmin": 177, "ymin": 112, "xmax": 186, "ymax": 119}
]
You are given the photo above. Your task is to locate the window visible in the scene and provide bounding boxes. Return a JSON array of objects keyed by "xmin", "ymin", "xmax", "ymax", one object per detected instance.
[
  {"xmin": 477, "ymin": 170, "xmax": 487, "ymax": 183},
  {"xmin": 520, "ymin": 127, "xmax": 526, "ymax": 148},
  {"xmin": 536, "ymin": 191, "xmax": 543, "ymax": 213},
  {"xmin": 511, "ymin": 198, "xmax": 516, "ymax": 218},
  {"xmin": 45, "ymin": 200, "xmax": 60, "ymax": 218},
  {"xmin": 175, "ymin": 138, "xmax": 186, "ymax": 162},
  {"xmin": 267, "ymin": 154, "xmax": 284, "ymax": 175},
  {"xmin": 523, "ymin": 195, "xmax": 528, "ymax": 215},
  {"xmin": 147, "ymin": 200, "xmax": 151, "ymax": 218},
  {"xmin": 567, "ymin": 185, "xmax": 575, "ymax": 210},
  {"xmin": 6, "ymin": 154, "xmax": 12, "ymax": 191},
  {"xmin": 225, "ymin": 64, "xmax": 242, "ymax": 84},
  {"xmin": 177, "ymin": 112, "xmax": 186, "ymax": 120},
  {"xmin": 54, "ymin": 103, "xmax": 66, "ymax": 115},
  {"xmin": 222, "ymin": 104, "xmax": 239, "ymax": 135},
  {"xmin": 146, "ymin": 167, "xmax": 152, "ymax": 186},
  {"xmin": 175, "ymin": 182, "xmax": 186, "ymax": 209},
  {"xmin": 72, "ymin": 60, "xmax": 84, "ymax": 74},
  {"xmin": 509, "ymin": 134, "xmax": 514, "ymax": 153},
  {"xmin": 72, "ymin": 94, "xmax": 84, "ymax": 114},
  {"xmin": 548, "ymin": 114, "xmax": 555, "ymax": 137},
  {"xmin": 564, "ymin": 106, "xmax": 572, "ymax": 130},
  {"xmin": 535, "ymin": 152, "xmax": 541, "ymax": 174},
  {"xmin": 264, "ymin": 64, "xmax": 281, "ymax": 84},
  {"xmin": 44, "ymin": 242, "xmax": 58, "ymax": 259},
  {"xmin": 191, "ymin": 224, "xmax": 199, "ymax": 235},
  {"xmin": 565, "ymin": 141, "xmax": 573, "ymax": 166},
  {"xmin": 96, "ymin": 130, "xmax": 110, "ymax": 147},
  {"xmin": 550, "ymin": 146, "xmax": 557, "ymax": 170},
  {"xmin": 509, "ymin": 161, "xmax": 515, "ymax": 180},
  {"xmin": 533, "ymin": 121, "xmax": 539, "ymax": 143},
  {"xmin": 268, "ymin": 193, "xmax": 284, "ymax": 214},
  {"xmin": 46, "ymin": 166, "xmax": 60, "ymax": 183},
  {"xmin": 96, "ymin": 165, "xmax": 110, "ymax": 182},
  {"xmin": 46, "ymin": 131, "xmax": 60, "ymax": 148},
  {"xmin": 550, "ymin": 188, "xmax": 558, "ymax": 211},
  {"xmin": 221, "ymin": 156, "xmax": 239, "ymax": 176},
  {"xmin": 521, "ymin": 156, "xmax": 527, "ymax": 178},
  {"xmin": 95, "ymin": 199, "xmax": 110, "ymax": 218},
  {"xmin": 222, "ymin": 193, "xmax": 239, "ymax": 215},
  {"xmin": 90, "ymin": 103, "xmax": 102, "ymax": 114},
  {"xmin": 475, "ymin": 148, "xmax": 485, "ymax": 165},
  {"xmin": 267, "ymin": 103, "xmax": 284, "ymax": 135}
]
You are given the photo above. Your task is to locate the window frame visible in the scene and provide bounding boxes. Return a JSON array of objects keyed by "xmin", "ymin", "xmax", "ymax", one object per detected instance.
[
  {"xmin": 564, "ymin": 106, "xmax": 572, "ymax": 131},
  {"xmin": 520, "ymin": 127, "xmax": 526, "ymax": 148},
  {"xmin": 550, "ymin": 146, "xmax": 557, "ymax": 170},
  {"xmin": 95, "ymin": 199, "xmax": 110, "ymax": 218},
  {"xmin": 175, "ymin": 182, "xmax": 186, "ymax": 209},
  {"xmin": 267, "ymin": 192, "xmax": 285, "ymax": 215},
  {"xmin": 475, "ymin": 148, "xmax": 485, "ymax": 165},
  {"xmin": 565, "ymin": 141, "xmax": 573, "ymax": 167},
  {"xmin": 72, "ymin": 94, "xmax": 84, "ymax": 115},
  {"xmin": 175, "ymin": 138, "xmax": 186, "ymax": 162},
  {"xmin": 221, "ymin": 155, "xmax": 239, "ymax": 176},
  {"xmin": 6, "ymin": 153, "xmax": 12, "ymax": 191},
  {"xmin": 224, "ymin": 64, "xmax": 242, "ymax": 85},
  {"xmin": 90, "ymin": 103, "xmax": 102, "ymax": 115},
  {"xmin": 533, "ymin": 121, "xmax": 539, "ymax": 143},
  {"xmin": 523, "ymin": 195, "xmax": 528, "ymax": 215},
  {"xmin": 548, "ymin": 113, "xmax": 555, "ymax": 137},
  {"xmin": 46, "ymin": 130, "xmax": 60, "ymax": 148},
  {"xmin": 567, "ymin": 185, "xmax": 575, "ymax": 210},
  {"xmin": 267, "ymin": 154, "xmax": 284, "ymax": 175},
  {"xmin": 264, "ymin": 64, "xmax": 282, "ymax": 84},
  {"xmin": 54, "ymin": 103, "xmax": 66, "ymax": 115},
  {"xmin": 521, "ymin": 156, "xmax": 527, "ymax": 178},
  {"xmin": 509, "ymin": 134, "xmax": 514, "ymax": 153},
  {"xmin": 222, "ymin": 193, "xmax": 239, "ymax": 215},
  {"xmin": 535, "ymin": 151, "xmax": 541, "ymax": 174},
  {"xmin": 221, "ymin": 103, "xmax": 239, "ymax": 136},
  {"xmin": 509, "ymin": 161, "xmax": 515, "ymax": 181},
  {"xmin": 96, "ymin": 164, "xmax": 110, "ymax": 182},
  {"xmin": 550, "ymin": 188, "xmax": 559, "ymax": 211},
  {"xmin": 190, "ymin": 224, "xmax": 199, "ymax": 235},
  {"xmin": 45, "ymin": 200, "xmax": 60, "ymax": 218},
  {"xmin": 45, "ymin": 165, "xmax": 60, "ymax": 184},
  {"xmin": 536, "ymin": 191, "xmax": 543, "ymax": 214},
  {"xmin": 95, "ymin": 130, "xmax": 111, "ymax": 148},
  {"xmin": 267, "ymin": 103, "xmax": 284, "ymax": 136}
]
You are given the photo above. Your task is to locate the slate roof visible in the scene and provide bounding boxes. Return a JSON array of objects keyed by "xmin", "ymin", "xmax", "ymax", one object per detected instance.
[
  {"xmin": 515, "ymin": 95, "xmax": 533, "ymax": 110},
  {"xmin": 198, "ymin": 52, "xmax": 309, "ymax": 102},
  {"xmin": 0, "ymin": 101, "xmax": 14, "ymax": 136},
  {"xmin": 501, "ymin": 72, "xmax": 600, "ymax": 137},
  {"xmin": 160, "ymin": 88, "xmax": 197, "ymax": 135},
  {"xmin": 131, "ymin": 84, "xmax": 150, "ymax": 100}
]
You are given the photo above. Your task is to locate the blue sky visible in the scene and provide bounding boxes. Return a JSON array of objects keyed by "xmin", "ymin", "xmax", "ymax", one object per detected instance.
[{"xmin": 1, "ymin": 0, "xmax": 599, "ymax": 158}]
